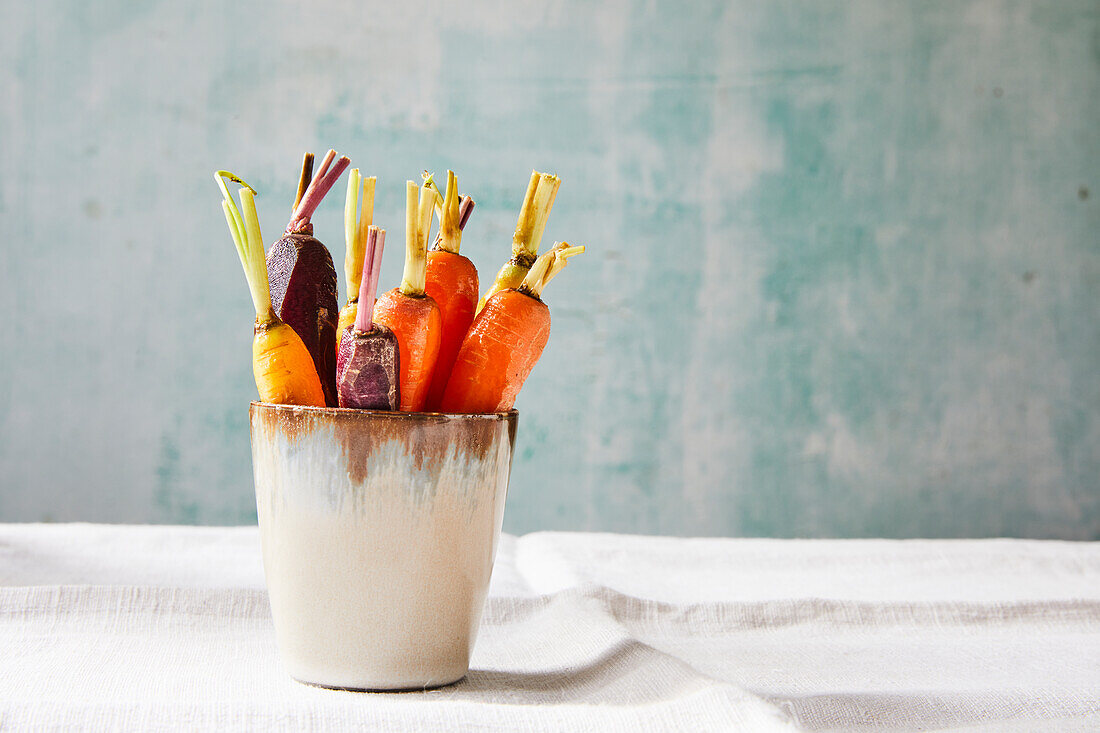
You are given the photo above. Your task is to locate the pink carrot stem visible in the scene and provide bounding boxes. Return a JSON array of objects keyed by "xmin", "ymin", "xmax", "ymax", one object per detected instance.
[
  {"xmin": 286, "ymin": 151, "xmax": 349, "ymax": 233},
  {"xmin": 458, "ymin": 196, "xmax": 475, "ymax": 230},
  {"xmin": 366, "ymin": 229, "xmax": 386, "ymax": 326},
  {"xmin": 353, "ymin": 228, "xmax": 378, "ymax": 332},
  {"xmin": 312, "ymin": 150, "xmax": 336, "ymax": 186},
  {"xmin": 354, "ymin": 227, "xmax": 386, "ymax": 332},
  {"xmin": 316, "ymin": 157, "xmax": 350, "ymax": 202}
]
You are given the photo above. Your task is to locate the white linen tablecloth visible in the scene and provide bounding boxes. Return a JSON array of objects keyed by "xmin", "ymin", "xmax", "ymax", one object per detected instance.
[{"xmin": 1, "ymin": 524, "xmax": 1098, "ymax": 731}]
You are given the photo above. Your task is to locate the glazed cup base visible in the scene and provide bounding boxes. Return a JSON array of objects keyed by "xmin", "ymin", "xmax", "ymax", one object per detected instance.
[{"xmin": 292, "ymin": 675, "xmax": 467, "ymax": 693}]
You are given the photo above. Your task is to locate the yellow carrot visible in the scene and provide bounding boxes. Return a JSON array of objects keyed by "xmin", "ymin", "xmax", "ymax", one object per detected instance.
[{"xmin": 216, "ymin": 171, "xmax": 325, "ymax": 407}]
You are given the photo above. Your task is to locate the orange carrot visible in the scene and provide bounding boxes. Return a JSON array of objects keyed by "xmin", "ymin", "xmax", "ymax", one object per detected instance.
[
  {"xmin": 372, "ymin": 181, "xmax": 443, "ymax": 412},
  {"xmin": 216, "ymin": 171, "xmax": 325, "ymax": 407},
  {"xmin": 423, "ymin": 170, "xmax": 479, "ymax": 411},
  {"xmin": 440, "ymin": 243, "xmax": 583, "ymax": 414}
]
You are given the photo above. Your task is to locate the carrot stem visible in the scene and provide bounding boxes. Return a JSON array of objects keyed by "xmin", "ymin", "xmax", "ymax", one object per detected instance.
[
  {"xmin": 476, "ymin": 170, "xmax": 562, "ymax": 312},
  {"xmin": 510, "ymin": 171, "xmax": 541, "ymax": 265},
  {"xmin": 313, "ymin": 150, "xmax": 336, "ymax": 186},
  {"xmin": 438, "ymin": 170, "xmax": 462, "ymax": 254},
  {"xmin": 215, "ymin": 170, "xmax": 252, "ymax": 245},
  {"xmin": 342, "ymin": 170, "xmax": 378, "ymax": 302},
  {"xmin": 218, "ymin": 201, "xmax": 246, "ymax": 263},
  {"xmin": 434, "ymin": 194, "xmax": 475, "ymax": 249},
  {"xmin": 421, "ymin": 171, "xmax": 445, "ymax": 220},
  {"xmin": 344, "ymin": 168, "xmax": 361, "ymax": 298},
  {"xmin": 420, "ymin": 171, "xmax": 444, "ymax": 250},
  {"xmin": 400, "ymin": 181, "xmax": 424, "ymax": 296},
  {"xmin": 418, "ymin": 184, "xmax": 435, "ymax": 253},
  {"xmin": 366, "ymin": 228, "xmax": 385, "ymax": 321},
  {"xmin": 517, "ymin": 242, "xmax": 585, "ymax": 299},
  {"xmin": 287, "ymin": 149, "xmax": 350, "ymax": 233},
  {"xmin": 293, "ymin": 152, "xmax": 314, "ymax": 212},
  {"xmin": 221, "ymin": 201, "xmax": 248, "ymax": 283},
  {"xmin": 216, "ymin": 171, "xmax": 273, "ymax": 322},
  {"xmin": 357, "ymin": 175, "xmax": 376, "ymax": 279},
  {"xmin": 458, "ymin": 196, "xmax": 475, "ymax": 230},
  {"xmin": 239, "ymin": 189, "xmax": 273, "ymax": 321},
  {"xmin": 354, "ymin": 227, "xmax": 386, "ymax": 332},
  {"xmin": 527, "ymin": 173, "xmax": 561, "ymax": 257}
]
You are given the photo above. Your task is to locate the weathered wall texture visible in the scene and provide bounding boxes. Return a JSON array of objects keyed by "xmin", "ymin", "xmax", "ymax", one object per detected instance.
[{"xmin": 1, "ymin": 1, "xmax": 1097, "ymax": 537}]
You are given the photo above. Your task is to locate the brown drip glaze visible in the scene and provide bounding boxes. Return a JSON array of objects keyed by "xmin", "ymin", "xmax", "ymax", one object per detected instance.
[{"xmin": 250, "ymin": 403, "xmax": 518, "ymax": 487}]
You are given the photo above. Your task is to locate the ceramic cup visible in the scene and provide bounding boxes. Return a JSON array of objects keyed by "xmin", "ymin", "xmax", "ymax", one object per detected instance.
[{"xmin": 249, "ymin": 402, "xmax": 518, "ymax": 691}]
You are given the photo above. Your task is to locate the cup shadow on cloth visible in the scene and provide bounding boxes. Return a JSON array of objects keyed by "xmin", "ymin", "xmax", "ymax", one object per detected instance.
[{"xmin": 426, "ymin": 638, "xmax": 751, "ymax": 706}]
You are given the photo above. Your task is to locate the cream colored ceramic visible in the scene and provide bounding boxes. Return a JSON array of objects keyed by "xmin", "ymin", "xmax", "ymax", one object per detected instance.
[{"xmin": 249, "ymin": 402, "xmax": 518, "ymax": 691}]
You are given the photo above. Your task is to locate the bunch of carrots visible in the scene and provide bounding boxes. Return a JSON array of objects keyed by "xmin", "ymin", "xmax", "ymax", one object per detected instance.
[{"xmin": 216, "ymin": 153, "xmax": 583, "ymax": 414}]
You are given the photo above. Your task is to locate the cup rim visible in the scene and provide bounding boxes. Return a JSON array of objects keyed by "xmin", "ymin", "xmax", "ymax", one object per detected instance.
[{"xmin": 250, "ymin": 401, "xmax": 517, "ymax": 421}]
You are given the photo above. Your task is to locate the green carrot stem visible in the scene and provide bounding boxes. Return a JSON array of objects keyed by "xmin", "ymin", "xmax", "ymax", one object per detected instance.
[
  {"xmin": 516, "ymin": 251, "xmax": 552, "ymax": 299},
  {"xmin": 239, "ymin": 188, "xmax": 273, "ymax": 321},
  {"xmin": 400, "ymin": 181, "xmax": 425, "ymax": 296},
  {"xmin": 510, "ymin": 170, "xmax": 541, "ymax": 264},
  {"xmin": 527, "ymin": 173, "xmax": 561, "ymax": 257},
  {"xmin": 476, "ymin": 171, "xmax": 561, "ymax": 312},
  {"xmin": 517, "ymin": 242, "xmax": 584, "ymax": 299},
  {"xmin": 417, "ymin": 184, "xmax": 435, "ymax": 254},
  {"xmin": 344, "ymin": 172, "xmax": 377, "ymax": 301},
  {"xmin": 358, "ymin": 176, "xmax": 376, "ymax": 274},
  {"xmin": 215, "ymin": 170, "xmax": 253, "ymax": 249},
  {"xmin": 421, "ymin": 171, "xmax": 444, "ymax": 219},
  {"xmin": 434, "ymin": 195, "xmax": 475, "ymax": 249},
  {"xmin": 216, "ymin": 171, "xmax": 272, "ymax": 323},
  {"xmin": 221, "ymin": 201, "xmax": 249, "ymax": 282},
  {"xmin": 438, "ymin": 170, "xmax": 462, "ymax": 254},
  {"xmin": 344, "ymin": 168, "xmax": 362, "ymax": 299}
]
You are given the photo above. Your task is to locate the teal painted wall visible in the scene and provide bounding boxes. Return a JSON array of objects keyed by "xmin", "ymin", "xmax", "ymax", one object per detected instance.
[{"xmin": 1, "ymin": 1, "xmax": 1097, "ymax": 537}]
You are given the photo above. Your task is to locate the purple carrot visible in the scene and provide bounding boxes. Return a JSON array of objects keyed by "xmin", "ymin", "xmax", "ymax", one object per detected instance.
[
  {"xmin": 267, "ymin": 149, "xmax": 350, "ymax": 407},
  {"xmin": 337, "ymin": 226, "xmax": 400, "ymax": 410},
  {"xmin": 336, "ymin": 325, "xmax": 400, "ymax": 410}
]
